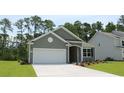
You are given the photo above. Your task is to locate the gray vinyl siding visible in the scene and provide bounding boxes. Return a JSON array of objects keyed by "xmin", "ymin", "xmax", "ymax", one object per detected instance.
[
  {"xmin": 54, "ymin": 28, "xmax": 80, "ymax": 41},
  {"xmin": 89, "ymin": 33, "xmax": 122, "ymax": 60},
  {"xmin": 32, "ymin": 33, "xmax": 66, "ymax": 49}
]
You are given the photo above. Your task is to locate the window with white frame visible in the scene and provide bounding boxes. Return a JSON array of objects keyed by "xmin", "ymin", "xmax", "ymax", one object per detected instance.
[{"xmin": 83, "ymin": 48, "xmax": 93, "ymax": 57}]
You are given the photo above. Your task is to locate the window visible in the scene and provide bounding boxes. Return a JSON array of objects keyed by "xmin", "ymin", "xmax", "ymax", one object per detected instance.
[
  {"xmin": 83, "ymin": 49, "xmax": 87, "ymax": 57},
  {"xmin": 122, "ymin": 41, "xmax": 124, "ymax": 46},
  {"xmin": 83, "ymin": 48, "xmax": 93, "ymax": 57},
  {"xmin": 98, "ymin": 43, "xmax": 100, "ymax": 47}
]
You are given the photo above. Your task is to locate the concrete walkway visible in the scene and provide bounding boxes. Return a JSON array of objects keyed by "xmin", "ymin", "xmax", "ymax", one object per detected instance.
[{"xmin": 33, "ymin": 64, "xmax": 119, "ymax": 77}]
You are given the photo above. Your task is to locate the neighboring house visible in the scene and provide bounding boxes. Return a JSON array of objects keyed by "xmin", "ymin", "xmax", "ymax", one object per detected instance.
[
  {"xmin": 28, "ymin": 26, "xmax": 94, "ymax": 64},
  {"xmin": 89, "ymin": 31, "xmax": 124, "ymax": 60}
]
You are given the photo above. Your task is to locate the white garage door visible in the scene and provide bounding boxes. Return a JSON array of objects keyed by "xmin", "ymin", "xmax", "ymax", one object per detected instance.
[{"xmin": 33, "ymin": 48, "xmax": 66, "ymax": 64}]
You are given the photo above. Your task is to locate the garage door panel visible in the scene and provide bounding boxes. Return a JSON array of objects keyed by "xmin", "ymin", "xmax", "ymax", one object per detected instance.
[{"xmin": 33, "ymin": 48, "xmax": 66, "ymax": 64}]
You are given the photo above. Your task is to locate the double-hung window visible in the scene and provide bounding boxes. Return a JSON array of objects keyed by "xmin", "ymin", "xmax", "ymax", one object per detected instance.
[{"xmin": 83, "ymin": 48, "xmax": 93, "ymax": 57}]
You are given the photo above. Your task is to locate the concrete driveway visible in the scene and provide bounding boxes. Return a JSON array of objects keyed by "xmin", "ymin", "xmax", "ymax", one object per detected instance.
[{"xmin": 33, "ymin": 64, "xmax": 118, "ymax": 77}]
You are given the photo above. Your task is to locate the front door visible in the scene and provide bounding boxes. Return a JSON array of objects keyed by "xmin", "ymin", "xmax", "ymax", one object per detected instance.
[
  {"xmin": 69, "ymin": 46, "xmax": 77, "ymax": 63},
  {"xmin": 69, "ymin": 46, "xmax": 80, "ymax": 63}
]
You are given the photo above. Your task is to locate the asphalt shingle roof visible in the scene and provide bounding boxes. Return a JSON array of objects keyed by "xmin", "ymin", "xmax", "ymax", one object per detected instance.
[{"xmin": 98, "ymin": 31, "xmax": 124, "ymax": 38}]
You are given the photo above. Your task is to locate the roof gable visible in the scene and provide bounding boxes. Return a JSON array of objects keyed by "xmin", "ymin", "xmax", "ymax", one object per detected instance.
[
  {"xmin": 54, "ymin": 26, "xmax": 82, "ymax": 41},
  {"xmin": 29, "ymin": 26, "xmax": 83, "ymax": 44},
  {"xmin": 29, "ymin": 31, "xmax": 68, "ymax": 44},
  {"xmin": 88, "ymin": 32, "xmax": 118, "ymax": 43}
]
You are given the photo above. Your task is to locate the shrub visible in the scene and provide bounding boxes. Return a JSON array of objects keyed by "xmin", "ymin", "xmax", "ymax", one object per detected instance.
[
  {"xmin": 80, "ymin": 62, "xmax": 86, "ymax": 67},
  {"xmin": 17, "ymin": 43, "xmax": 28, "ymax": 64},
  {"xmin": 92, "ymin": 62, "xmax": 95, "ymax": 64},
  {"xmin": 95, "ymin": 59, "xmax": 105, "ymax": 63},
  {"xmin": 19, "ymin": 58, "xmax": 28, "ymax": 65},
  {"xmin": 87, "ymin": 62, "xmax": 91, "ymax": 65},
  {"xmin": 104, "ymin": 57, "xmax": 114, "ymax": 61}
]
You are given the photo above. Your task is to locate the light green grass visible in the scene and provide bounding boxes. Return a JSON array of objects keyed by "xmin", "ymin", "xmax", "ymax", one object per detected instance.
[
  {"xmin": 88, "ymin": 61, "xmax": 124, "ymax": 76},
  {"xmin": 0, "ymin": 61, "xmax": 36, "ymax": 77}
]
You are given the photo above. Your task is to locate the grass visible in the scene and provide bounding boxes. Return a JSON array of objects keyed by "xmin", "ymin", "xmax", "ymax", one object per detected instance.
[
  {"xmin": 87, "ymin": 61, "xmax": 124, "ymax": 76},
  {"xmin": 0, "ymin": 61, "xmax": 36, "ymax": 77}
]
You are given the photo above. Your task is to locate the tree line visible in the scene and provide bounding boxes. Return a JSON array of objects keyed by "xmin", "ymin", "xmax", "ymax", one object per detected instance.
[
  {"xmin": 0, "ymin": 15, "xmax": 55, "ymax": 62},
  {"xmin": 63, "ymin": 16, "xmax": 124, "ymax": 42},
  {"xmin": 0, "ymin": 15, "xmax": 124, "ymax": 63}
]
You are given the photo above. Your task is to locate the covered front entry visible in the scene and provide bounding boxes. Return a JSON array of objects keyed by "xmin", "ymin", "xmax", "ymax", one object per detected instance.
[{"xmin": 69, "ymin": 46, "xmax": 81, "ymax": 64}]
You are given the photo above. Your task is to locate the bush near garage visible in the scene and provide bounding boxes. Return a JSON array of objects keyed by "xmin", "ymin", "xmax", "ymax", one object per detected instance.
[{"xmin": 17, "ymin": 43, "xmax": 28, "ymax": 65}]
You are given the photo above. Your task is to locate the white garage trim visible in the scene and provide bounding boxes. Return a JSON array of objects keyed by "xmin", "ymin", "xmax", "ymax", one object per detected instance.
[{"xmin": 33, "ymin": 48, "xmax": 66, "ymax": 64}]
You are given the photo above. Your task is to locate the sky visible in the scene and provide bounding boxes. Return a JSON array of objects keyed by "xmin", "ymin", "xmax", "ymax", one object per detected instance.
[{"xmin": 0, "ymin": 15, "xmax": 120, "ymax": 36}]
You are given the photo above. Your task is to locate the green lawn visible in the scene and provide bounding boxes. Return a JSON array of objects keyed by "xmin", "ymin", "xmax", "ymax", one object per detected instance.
[
  {"xmin": 88, "ymin": 61, "xmax": 124, "ymax": 76},
  {"xmin": 0, "ymin": 61, "xmax": 36, "ymax": 77}
]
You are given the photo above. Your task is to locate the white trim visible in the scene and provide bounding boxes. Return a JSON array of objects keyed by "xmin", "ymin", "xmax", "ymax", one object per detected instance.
[
  {"xmin": 31, "ymin": 32, "xmax": 51, "ymax": 42},
  {"xmin": 31, "ymin": 31, "xmax": 68, "ymax": 43},
  {"xmin": 68, "ymin": 41, "xmax": 82, "ymax": 43},
  {"xmin": 48, "ymin": 37, "xmax": 53, "ymax": 43},
  {"xmin": 69, "ymin": 45, "xmax": 81, "ymax": 48},
  {"xmin": 65, "ymin": 43, "xmax": 72, "ymax": 46},
  {"xmin": 81, "ymin": 47, "xmax": 83, "ymax": 62},
  {"xmin": 66, "ymin": 43, "xmax": 81, "ymax": 48}
]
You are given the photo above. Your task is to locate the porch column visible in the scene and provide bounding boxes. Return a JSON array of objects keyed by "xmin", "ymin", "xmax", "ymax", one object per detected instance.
[
  {"xmin": 77, "ymin": 47, "xmax": 79, "ymax": 64},
  {"xmin": 81, "ymin": 47, "xmax": 83, "ymax": 62}
]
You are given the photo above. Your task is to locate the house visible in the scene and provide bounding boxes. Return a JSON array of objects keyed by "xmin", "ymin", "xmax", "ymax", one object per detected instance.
[
  {"xmin": 28, "ymin": 26, "xmax": 94, "ymax": 64},
  {"xmin": 88, "ymin": 31, "xmax": 124, "ymax": 60}
]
